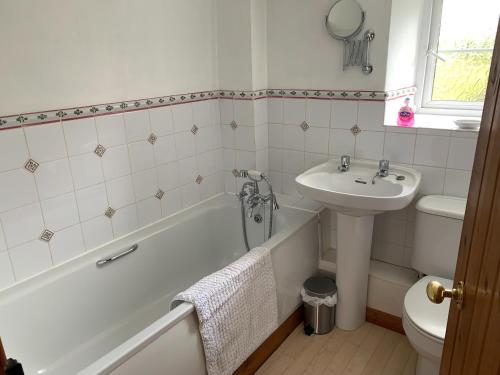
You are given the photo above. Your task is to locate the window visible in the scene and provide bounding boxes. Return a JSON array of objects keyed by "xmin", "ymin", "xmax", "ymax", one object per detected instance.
[{"xmin": 418, "ymin": 0, "xmax": 499, "ymax": 115}]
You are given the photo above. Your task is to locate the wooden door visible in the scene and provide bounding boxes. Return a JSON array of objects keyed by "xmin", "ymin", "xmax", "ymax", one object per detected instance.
[{"xmin": 440, "ymin": 20, "xmax": 500, "ymax": 375}]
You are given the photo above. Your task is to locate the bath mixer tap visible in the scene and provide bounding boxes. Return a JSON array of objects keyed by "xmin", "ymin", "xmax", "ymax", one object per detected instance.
[{"xmin": 338, "ymin": 155, "xmax": 351, "ymax": 172}]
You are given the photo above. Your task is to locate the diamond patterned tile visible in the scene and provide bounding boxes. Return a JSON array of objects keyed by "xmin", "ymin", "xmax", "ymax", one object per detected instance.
[
  {"xmin": 300, "ymin": 121, "xmax": 310, "ymax": 132},
  {"xmin": 104, "ymin": 207, "xmax": 116, "ymax": 218},
  {"xmin": 148, "ymin": 133, "xmax": 158, "ymax": 145},
  {"xmin": 191, "ymin": 125, "xmax": 199, "ymax": 135},
  {"xmin": 195, "ymin": 175, "xmax": 203, "ymax": 184},
  {"xmin": 230, "ymin": 120, "xmax": 238, "ymax": 130},
  {"xmin": 94, "ymin": 144, "xmax": 106, "ymax": 157},
  {"xmin": 155, "ymin": 189, "xmax": 165, "ymax": 200},
  {"xmin": 24, "ymin": 159, "xmax": 40, "ymax": 173},
  {"xmin": 351, "ymin": 124, "xmax": 362, "ymax": 136},
  {"xmin": 40, "ymin": 229, "xmax": 54, "ymax": 242}
]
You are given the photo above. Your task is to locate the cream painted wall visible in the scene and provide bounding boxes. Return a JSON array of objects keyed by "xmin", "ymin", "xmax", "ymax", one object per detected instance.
[
  {"xmin": 0, "ymin": 0, "xmax": 219, "ymax": 115},
  {"xmin": 266, "ymin": 0, "xmax": 392, "ymax": 90}
]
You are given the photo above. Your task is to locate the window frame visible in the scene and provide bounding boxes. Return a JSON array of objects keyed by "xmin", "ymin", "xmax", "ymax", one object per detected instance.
[{"xmin": 415, "ymin": 0, "xmax": 490, "ymax": 117}]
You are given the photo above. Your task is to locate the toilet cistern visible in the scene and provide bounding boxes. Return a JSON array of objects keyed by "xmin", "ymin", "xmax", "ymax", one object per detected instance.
[{"xmin": 296, "ymin": 159, "xmax": 421, "ymax": 330}]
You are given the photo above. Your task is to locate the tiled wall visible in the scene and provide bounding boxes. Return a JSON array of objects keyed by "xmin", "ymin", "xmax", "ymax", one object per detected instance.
[
  {"xmin": 0, "ymin": 87, "xmax": 479, "ymax": 290},
  {"xmin": 265, "ymin": 96, "xmax": 478, "ymax": 269},
  {"xmin": 0, "ymin": 99, "xmax": 223, "ymax": 289}
]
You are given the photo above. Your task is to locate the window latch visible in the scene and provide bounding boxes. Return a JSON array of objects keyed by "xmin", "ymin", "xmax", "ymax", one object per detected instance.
[{"xmin": 427, "ymin": 49, "xmax": 447, "ymax": 62}]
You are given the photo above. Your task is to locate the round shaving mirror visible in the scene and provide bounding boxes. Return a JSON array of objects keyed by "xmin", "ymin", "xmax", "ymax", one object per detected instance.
[{"xmin": 325, "ymin": 0, "xmax": 365, "ymax": 41}]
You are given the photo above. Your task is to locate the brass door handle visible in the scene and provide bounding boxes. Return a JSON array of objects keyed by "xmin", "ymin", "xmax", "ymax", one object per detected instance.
[{"xmin": 426, "ymin": 280, "xmax": 464, "ymax": 310}]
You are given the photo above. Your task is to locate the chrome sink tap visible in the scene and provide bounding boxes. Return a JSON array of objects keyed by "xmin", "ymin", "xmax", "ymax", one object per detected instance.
[
  {"xmin": 378, "ymin": 160, "xmax": 390, "ymax": 177},
  {"xmin": 338, "ymin": 155, "xmax": 351, "ymax": 172}
]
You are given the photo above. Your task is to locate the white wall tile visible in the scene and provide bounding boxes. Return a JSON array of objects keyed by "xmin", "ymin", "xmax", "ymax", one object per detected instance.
[
  {"xmin": 305, "ymin": 127, "xmax": 329, "ymax": 154},
  {"xmin": 181, "ymin": 183, "xmax": 201, "ymax": 208},
  {"xmin": 329, "ymin": 129, "xmax": 355, "ymax": 157},
  {"xmin": 413, "ymin": 135, "xmax": 450, "ymax": 167},
  {"xmin": 235, "ymin": 126, "xmax": 256, "ymax": 151},
  {"xmin": 63, "ymin": 118, "xmax": 98, "ymax": 156},
  {"xmin": 283, "ymin": 150, "xmax": 305, "ymax": 174},
  {"xmin": 383, "ymin": 132, "xmax": 416, "ymax": 164},
  {"xmin": 269, "ymin": 124, "xmax": 283, "ymax": 148},
  {"xmin": 157, "ymin": 162, "xmax": 179, "ymax": 191},
  {"xmin": 1, "ymin": 203, "xmax": 45, "ymax": 247},
  {"xmin": 221, "ymin": 125, "xmax": 235, "ymax": 149},
  {"xmin": 447, "ymin": 137, "xmax": 477, "ymax": 170},
  {"xmin": 69, "ymin": 153, "xmax": 104, "ymax": 189},
  {"xmin": 0, "ymin": 222, "xmax": 6, "ymax": 251},
  {"xmin": 283, "ymin": 99, "xmax": 306, "ymax": 125},
  {"xmin": 192, "ymin": 100, "xmax": 212, "ymax": 128},
  {"xmin": 358, "ymin": 101, "xmax": 385, "ymax": 131},
  {"xmin": 200, "ymin": 174, "xmax": 217, "ymax": 199},
  {"xmin": 50, "ymin": 224, "xmax": 85, "ymax": 265},
  {"xmin": 211, "ymin": 101, "xmax": 221, "ymax": 126},
  {"xmin": 149, "ymin": 106, "xmax": 174, "ymax": 136},
  {"xmin": 306, "ymin": 100, "xmax": 331, "ymax": 128},
  {"xmin": 222, "ymin": 149, "xmax": 236, "ymax": 171},
  {"xmin": 255, "ymin": 125, "xmax": 268, "ymax": 150},
  {"xmin": 95, "ymin": 113, "xmax": 127, "ymax": 147},
  {"xmin": 174, "ymin": 132, "xmax": 196, "ymax": 159},
  {"xmin": 268, "ymin": 98, "xmax": 283, "ymax": 123},
  {"xmin": 282, "ymin": 173, "xmax": 301, "ymax": 198},
  {"xmin": 256, "ymin": 149, "xmax": 269, "ymax": 172},
  {"xmin": 283, "ymin": 125, "xmax": 304, "ymax": 151},
  {"xmin": 269, "ymin": 171, "xmax": 283, "ymax": 194},
  {"xmin": 161, "ymin": 188, "xmax": 183, "ymax": 217},
  {"xmin": 355, "ymin": 131, "xmax": 385, "ymax": 160},
  {"xmin": 102, "ymin": 145, "xmax": 131, "ymax": 181},
  {"xmin": 305, "ymin": 153, "xmax": 328, "ymax": 170},
  {"xmin": 41, "ymin": 192, "xmax": 79, "ymax": 231},
  {"xmin": 331, "ymin": 100, "xmax": 358, "ymax": 129},
  {"xmin": 234, "ymin": 100, "xmax": 255, "ymax": 126},
  {"xmin": 0, "ymin": 252, "xmax": 15, "ymax": 289},
  {"xmin": 132, "ymin": 168, "xmax": 158, "ymax": 201},
  {"xmin": 112, "ymin": 204, "xmax": 138, "ymax": 238},
  {"xmin": 9, "ymin": 240, "xmax": 52, "ymax": 281},
  {"xmin": 414, "ymin": 165, "xmax": 445, "ymax": 195},
  {"xmin": 171, "ymin": 103, "xmax": 194, "ymax": 133},
  {"xmin": 128, "ymin": 141, "xmax": 155, "ymax": 172},
  {"xmin": 269, "ymin": 148, "xmax": 283, "ymax": 171},
  {"xmin": 35, "ymin": 158, "xmax": 74, "ymax": 200},
  {"xmin": 195, "ymin": 127, "xmax": 215, "ymax": 154},
  {"xmin": 179, "ymin": 157, "xmax": 199, "ymax": 185},
  {"xmin": 198, "ymin": 151, "xmax": 217, "ymax": 177},
  {"xmin": 81, "ymin": 216, "xmax": 114, "ymax": 250},
  {"xmin": 236, "ymin": 151, "xmax": 256, "ymax": 170},
  {"xmin": 24, "ymin": 123, "xmax": 67, "ymax": 163},
  {"xmin": 124, "ymin": 110, "xmax": 151, "ymax": 142},
  {"xmin": 219, "ymin": 99, "xmax": 234, "ymax": 125},
  {"xmin": 0, "ymin": 128, "xmax": 29, "ymax": 172},
  {"xmin": 137, "ymin": 197, "xmax": 162, "ymax": 227},
  {"xmin": 75, "ymin": 183, "xmax": 108, "ymax": 221},
  {"xmin": 444, "ymin": 169, "xmax": 471, "ymax": 198},
  {"xmin": 0, "ymin": 169, "xmax": 38, "ymax": 213},
  {"xmin": 107, "ymin": 175, "xmax": 136, "ymax": 209},
  {"xmin": 254, "ymin": 99, "xmax": 268, "ymax": 126},
  {"xmin": 154, "ymin": 135, "xmax": 177, "ymax": 165}
]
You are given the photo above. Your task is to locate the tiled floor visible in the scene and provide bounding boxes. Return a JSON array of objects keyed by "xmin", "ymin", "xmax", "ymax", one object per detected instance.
[{"xmin": 257, "ymin": 322, "xmax": 417, "ymax": 375}]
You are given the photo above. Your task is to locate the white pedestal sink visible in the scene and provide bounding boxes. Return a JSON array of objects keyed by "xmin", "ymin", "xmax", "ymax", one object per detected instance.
[{"xmin": 296, "ymin": 159, "xmax": 421, "ymax": 330}]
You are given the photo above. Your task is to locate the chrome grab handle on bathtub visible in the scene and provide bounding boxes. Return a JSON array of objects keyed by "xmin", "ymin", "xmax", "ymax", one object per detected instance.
[{"xmin": 96, "ymin": 244, "xmax": 139, "ymax": 267}]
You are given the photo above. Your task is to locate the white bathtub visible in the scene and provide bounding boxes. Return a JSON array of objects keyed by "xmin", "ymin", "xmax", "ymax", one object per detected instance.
[{"xmin": 0, "ymin": 194, "xmax": 319, "ymax": 375}]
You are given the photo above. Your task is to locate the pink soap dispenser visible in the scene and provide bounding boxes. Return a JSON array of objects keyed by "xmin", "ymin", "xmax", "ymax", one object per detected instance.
[{"xmin": 397, "ymin": 97, "xmax": 415, "ymax": 127}]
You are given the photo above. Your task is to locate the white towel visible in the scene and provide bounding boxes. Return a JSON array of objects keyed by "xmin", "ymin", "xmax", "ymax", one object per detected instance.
[{"xmin": 171, "ymin": 246, "xmax": 279, "ymax": 375}]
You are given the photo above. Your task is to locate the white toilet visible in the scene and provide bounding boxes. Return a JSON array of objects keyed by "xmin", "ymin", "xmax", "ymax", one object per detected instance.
[{"xmin": 402, "ymin": 195, "xmax": 467, "ymax": 375}]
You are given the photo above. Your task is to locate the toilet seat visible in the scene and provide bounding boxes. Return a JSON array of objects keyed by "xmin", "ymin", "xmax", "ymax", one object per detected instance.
[{"xmin": 403, "ymin": 276, "xmax": 451, "ymax": 361}]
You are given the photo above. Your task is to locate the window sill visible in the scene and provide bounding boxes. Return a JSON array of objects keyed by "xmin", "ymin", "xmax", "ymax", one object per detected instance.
[{"xmin": 384, "ymin": 113, "xmax": 480, "ymax": 134}]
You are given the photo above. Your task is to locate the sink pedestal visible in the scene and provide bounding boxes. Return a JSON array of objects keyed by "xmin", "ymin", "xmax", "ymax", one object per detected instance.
[{"xmin": 335, "ymin": 211, "xmax": 374, "ymax": 330}]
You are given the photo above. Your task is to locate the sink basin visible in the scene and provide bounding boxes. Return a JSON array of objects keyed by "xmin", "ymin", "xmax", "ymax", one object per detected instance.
[
  {"xmin": 295, "ymin": 159, "xmax": 421, "ymax": 330},
  {"xmin": 295, "ymin": 159, "xmax": 421, "ymax": 216}
]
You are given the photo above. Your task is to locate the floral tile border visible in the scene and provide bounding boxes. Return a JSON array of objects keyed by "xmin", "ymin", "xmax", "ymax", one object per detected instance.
[
  {"xmin": 0, "ymin": 87, "xmax": 415, "ymax": 128},
  {"xmin": 266, "ymin": 88, "xmax": 388, "ymax": 101}
]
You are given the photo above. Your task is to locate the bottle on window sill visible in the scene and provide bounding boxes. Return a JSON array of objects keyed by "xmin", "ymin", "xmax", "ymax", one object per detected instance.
[
  {"xmin": 397, "ymin": 97, "xmax": 415, "ymax": 127},
  {"xmin": 4, "ymin": 358, "xmax": 24, "ymax": 375}
]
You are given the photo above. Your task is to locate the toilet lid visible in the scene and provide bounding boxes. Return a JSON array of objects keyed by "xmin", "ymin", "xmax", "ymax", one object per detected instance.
[{"xmin": 404, "ymin": 275, "xmax": 452, "ymax": 341}]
